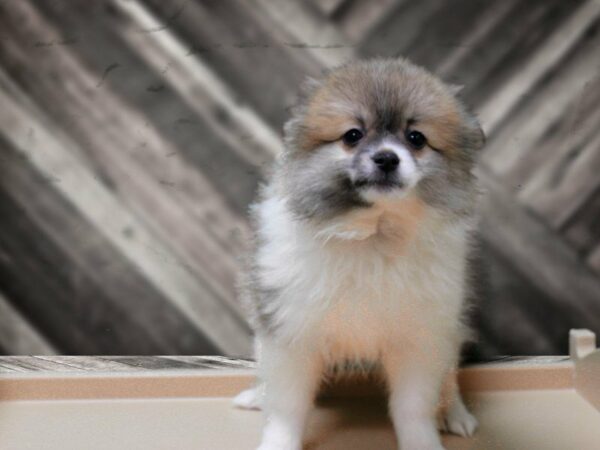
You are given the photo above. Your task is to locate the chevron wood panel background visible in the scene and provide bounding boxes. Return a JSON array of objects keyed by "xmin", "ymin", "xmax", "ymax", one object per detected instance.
[{"xmin": 0, "ymin": 0, "xmax": 598, "ymax": 357}]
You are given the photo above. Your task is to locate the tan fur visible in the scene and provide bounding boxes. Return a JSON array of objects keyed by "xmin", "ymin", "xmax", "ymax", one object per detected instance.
[{"xmin": 299, "ymin": 60, "xmax": 470, "ymax": 161}]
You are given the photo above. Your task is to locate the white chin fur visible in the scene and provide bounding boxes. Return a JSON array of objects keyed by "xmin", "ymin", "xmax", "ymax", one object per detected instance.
[{"xmin": 358, "ymin": 184, "xmax": 411, "ymax": 203}]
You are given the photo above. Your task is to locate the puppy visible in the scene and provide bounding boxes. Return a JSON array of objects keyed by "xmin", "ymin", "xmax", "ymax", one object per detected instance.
[{"xmin": 235, "ymin": 58, "xmax": 484, "ymax": 450}]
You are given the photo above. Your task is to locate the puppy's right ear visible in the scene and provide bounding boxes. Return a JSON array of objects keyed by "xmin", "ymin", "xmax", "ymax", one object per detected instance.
[{"xmin": 298, "ymin": 76, "xmax": 323, "ymax": 102}]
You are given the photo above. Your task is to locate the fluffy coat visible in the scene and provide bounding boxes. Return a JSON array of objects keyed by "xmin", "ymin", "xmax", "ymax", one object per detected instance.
[{"xmin": 235, "ymin": 58, "xmax": 484, "ymax": 450}]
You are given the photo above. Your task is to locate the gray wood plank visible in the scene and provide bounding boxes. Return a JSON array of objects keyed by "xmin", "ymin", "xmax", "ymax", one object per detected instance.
[
  {"xmin": 98, "ymin": 356, "xmax": 212, "ymax": 371},
  {"xmin": 0, "ymin": 72, "xmax": 251, "ymax": 357},
  {"xmin": 145, "ymin": 0, "xmax": 323, "ymax": 129},
  {"xmin": 159, "ymin": 356, "xmax": 256, "ymax": 370},
  {"xmin": 562, "ymin": 185, "xmax": 600, "ymax": 255},
  {"xmin": 0, "ymin": 357, "xmax": 85, "ymax": 372},
  {"xmin": 334, "ymin": 0, "xmax": 399, "ymax": 42},
  {"xmin": 479, "ymin": 171, "xmax": 600, "ymax": 340},
  {"xmin": 33, "ymin": 356, "xmax": 147, "ymax": 372},
  {"xmin": 0, "ymin": 291, "xmax": 56, "ymax": 355},
  {"xmin": 476, "ymin": 0, "xmax": 598, "ymax": 132},
  {"xmin": 0, "ymin": 135, "xmax": 219, "ymax": 355}
]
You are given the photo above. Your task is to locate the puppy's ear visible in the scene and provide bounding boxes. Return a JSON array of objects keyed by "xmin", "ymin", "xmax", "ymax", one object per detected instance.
[
  {"xmin": 298, "ymin": 76, "xmax": 323, "ymax": 102},
  {"xmin": 467, "ymin": 116, "xmax": 486, "ymax": 151},
  {"xmin": 448, "ymin": 84, "xmax": 465, "ymax": 96}
]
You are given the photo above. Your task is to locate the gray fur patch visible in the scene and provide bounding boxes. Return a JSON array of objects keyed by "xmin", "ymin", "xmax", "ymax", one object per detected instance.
[{"xmin": 282, "ymin": 152, "xmax": 371, "ymax": 221}]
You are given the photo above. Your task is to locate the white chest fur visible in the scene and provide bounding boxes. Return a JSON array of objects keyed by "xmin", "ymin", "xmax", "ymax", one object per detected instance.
[{"xmin": 255, "ymin": 193, "xmax": 471, "ymax": 361}]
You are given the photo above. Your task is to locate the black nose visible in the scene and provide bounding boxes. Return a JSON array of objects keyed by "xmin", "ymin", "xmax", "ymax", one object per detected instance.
[{"xmin": 371, "ymin": 150, "xmax": 400, "ymax": 173}]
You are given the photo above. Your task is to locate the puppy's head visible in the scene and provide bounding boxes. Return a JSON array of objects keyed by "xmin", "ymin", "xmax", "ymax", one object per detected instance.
[{"xmin": 281, "ymin": 58, "xmax": 484, "ymax": 221}]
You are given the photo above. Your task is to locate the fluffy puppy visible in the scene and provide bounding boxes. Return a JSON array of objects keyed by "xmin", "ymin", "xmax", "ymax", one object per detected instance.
[{"xmin": 235, "ymin": 58, "xmax": 484, "ymax": 450}]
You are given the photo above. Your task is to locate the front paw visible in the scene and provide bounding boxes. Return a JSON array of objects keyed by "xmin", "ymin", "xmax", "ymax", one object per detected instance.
[
  {"xmin": 256, "ymin": 439, "xmax": 301, "ymax": 450},
  {"xmin": 438, "ymin": 404, "xmax": 478, "ymax": 437},
  {"xmin": 257, "ymin": 445, "xmax": 299, "ymax": 450}
]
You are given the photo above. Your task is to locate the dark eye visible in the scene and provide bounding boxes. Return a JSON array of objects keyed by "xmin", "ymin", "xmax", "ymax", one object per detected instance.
[
  {"xmin": 342, "ymin": 128, "xmax": 363, "ymax": 146},
  {"xmin": 406, "ymin": 130, "xmax": 427, "ymax": 150}
]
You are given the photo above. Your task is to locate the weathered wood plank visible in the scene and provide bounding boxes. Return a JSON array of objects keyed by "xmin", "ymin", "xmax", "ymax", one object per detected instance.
[
  {"xmin": 520, "ymin": 124, "xmax": 600, "ymax": 229},
  {"xmin": 436, "ymin": 0, "xmax": 517, "ymax": 78},
  {"xmin": 0, "ymin": 72, "xmax": 250, "ymax": 355},
  {"xmin": 482, "ymin": 15, "xmax": 600, "ymax": 180},
  {"xmin": 0, "ymin": 1, "xmax": 253, "ymax": 356},
  {"xmin": 33, "ymin": 1, "xmax": 264, "ymax": 214},
  {"xmin": 309, "ymin": 0, "xmax": 348, "ymax": 18},
  {"xmin": 456, "ymin": 0, "xmax": 581, "ymax": 107},
  {"xmin": 359, "ymin": 0, "xmax": 443, "ymax": 58},
  {"xmin": 0, "ymin": 357, "xmax": 85, "ymax": 372},
  {"xmin": 479, "ymin": 244, "xmax": 566, "ymax": 355},
  {"xmin": 478, "ymin": 171, "xmax": 600, "ymax": 339},
  {"xmin": 252, "ymin": 0, "xmax": 354, "ymax": 68},
  {"xmin": 19, "ymin": 0, "xmax": 262, "ymax": 290},
  {"xmin": 98, "ymin": 356, "xmax": 209, "ymax": 370},
  {"xmin": 561, "ymin": 185, "xmax": 600, "ymax": 254},
  {"xmin": 477, "ymin": 0, "xmax": 600, "ymax": 134},
  {"xmin": 33, "ymin": 356, "xmax": 147, "ymax": 372},
  {"xmin": 0, "ymin": 139, "xmax": 216, "ymax": 354},
  {"xmin": 0, "ymin": 292, "xmax": 56, "ymax": 355},
  {"xmin": 159, "ymin": 355, "xmax": 256, "ymax": 369},
  {"xmin": 334, "ymin": 0, "xmax": 399, "ymax": 43},
  {"xmin": 499, "ymin": 69, "xmax": 600, "ymax": 199},
  {"xmin": 383, "ymin": 0, "xmax": 497, "ymax": 74},
  {"xmin": 115, "ymin": 0, "xmax": 281, "ymax": 164},
  {"xmin": 145, "ymin": 0, "xmax": 323, "ymax": 129},
  {"xmin": 587, "ymin": 242, "xmax": 600, "ymax": 275}
]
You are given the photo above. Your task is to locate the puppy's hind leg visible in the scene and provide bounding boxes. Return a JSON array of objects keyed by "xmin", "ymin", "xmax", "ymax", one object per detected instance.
[{"xmin": 256, "ymin": 338, "xmax": 322, "ymax": 450}]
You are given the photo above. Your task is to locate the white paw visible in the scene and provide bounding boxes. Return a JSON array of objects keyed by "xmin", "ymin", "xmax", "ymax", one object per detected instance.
[
  {"xmin": 438, "ymin": 404, "xmax": 478, "ymax": 437},
  {"xmin": 232, "ymin": 386, "xmax": 263, "ymax": 410},
  {"xmin": 401, "ymin": 437, "xmax": 446, "ymax": 450},
  {"xmin": 257, "ymin": 444, "xmax": 299, "ymax": 450}
]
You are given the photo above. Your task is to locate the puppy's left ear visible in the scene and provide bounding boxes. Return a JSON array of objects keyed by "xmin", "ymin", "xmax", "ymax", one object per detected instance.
[
  {"xmin": 468, "ymin": 117, "xmax": 486, "ymax": 151},
  {"xmin": 459, "ymin": 105, "xmax": 486, "ymax": 152},
  {"xmin": 448, "ymin": 84, "xmax": 464, "ymax": 96}
]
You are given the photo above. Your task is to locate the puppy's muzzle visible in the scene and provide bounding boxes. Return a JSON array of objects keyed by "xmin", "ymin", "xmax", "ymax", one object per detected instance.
[{"xmin": 371, "ymin": 150, "xmax": 400, "ymax": 173}]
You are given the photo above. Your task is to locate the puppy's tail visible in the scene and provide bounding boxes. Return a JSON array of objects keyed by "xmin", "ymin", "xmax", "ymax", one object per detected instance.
[{"xmin": 232, "ymin": 383, "xmax": 264, "ymax": 410}]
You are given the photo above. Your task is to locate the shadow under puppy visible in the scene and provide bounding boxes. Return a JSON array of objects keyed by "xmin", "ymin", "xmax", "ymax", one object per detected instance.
[{"xmin": 235, "ymin": 58, "xmax": 485, "ymax": 450}]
